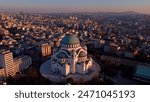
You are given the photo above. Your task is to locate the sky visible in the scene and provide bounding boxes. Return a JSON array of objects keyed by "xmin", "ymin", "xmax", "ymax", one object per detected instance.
[{"xmin": 0, "ymin": 0, "xmax": 149, "ymax": 13}]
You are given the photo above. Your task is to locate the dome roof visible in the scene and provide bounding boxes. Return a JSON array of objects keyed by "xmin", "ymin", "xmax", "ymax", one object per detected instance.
[
  {"xmin": 78, "ymin": 51, "xmax": 86, "ymax": 57},
  {"xmin": 57, "ymin": 52, "xmax": 68, "ymax": 58},
  {"xmin": 61, "ymin": 34, "xmax": 80, "ymax": 45}
]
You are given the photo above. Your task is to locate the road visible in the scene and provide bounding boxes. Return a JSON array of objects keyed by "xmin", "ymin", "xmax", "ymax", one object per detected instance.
[{"xmin": 101, "ymin": 55, "xmax": 150, "ymax": 67}]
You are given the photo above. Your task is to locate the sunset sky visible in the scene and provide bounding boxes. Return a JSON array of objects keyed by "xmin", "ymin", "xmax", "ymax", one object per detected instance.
[{"xmin": 0, "ymin": 0, "xmax": 149, "ymax": 13}]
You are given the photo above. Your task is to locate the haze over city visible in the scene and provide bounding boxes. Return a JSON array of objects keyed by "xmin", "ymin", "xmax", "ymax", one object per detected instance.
[
  {"xmin": 0, "ymin": 0, "xmax": 150, "ymax": 85},
  {"xmin": 0, "ymin": 0, "xmax": 150, "ymax": 14}
]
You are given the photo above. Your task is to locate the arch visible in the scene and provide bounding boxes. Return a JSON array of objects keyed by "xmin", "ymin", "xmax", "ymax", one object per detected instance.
[
  {"xmin": 57, "ymin": 51, "xmax": 69, "ymax": 58},
  {"xmin": 58, "ymin": 49, "xmax": 70, "ymax": 56},
  {"xmin": 78, "ymin": 50, "xmax": 87, "ymax": 57}
]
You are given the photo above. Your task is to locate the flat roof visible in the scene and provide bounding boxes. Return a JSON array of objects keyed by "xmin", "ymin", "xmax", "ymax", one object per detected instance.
[{"xmin": 135, "ymin": 65, "xmax": 150, "ymax": 78}]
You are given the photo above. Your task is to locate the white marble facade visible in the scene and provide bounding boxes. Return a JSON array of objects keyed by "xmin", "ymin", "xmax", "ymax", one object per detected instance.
[{"xmin": 50, "ymin": 34, "xmax": 92, "ymax": 76}]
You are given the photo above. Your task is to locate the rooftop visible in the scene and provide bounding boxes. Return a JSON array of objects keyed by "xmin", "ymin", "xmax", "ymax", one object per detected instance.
[
  {"xmin": 135, "ymin": 65, "xmax": 150, "ymax": 79},
  {"xmin": 0, "ymin": 50, "xmax": 11, "ymax": 54},
  {"xmin": 61, "ymin": 34, "xmax": 80, "ymax": 45},
  {"xmin": 57, "ymin": 52, "xmax": 68, "ymax": 58}
]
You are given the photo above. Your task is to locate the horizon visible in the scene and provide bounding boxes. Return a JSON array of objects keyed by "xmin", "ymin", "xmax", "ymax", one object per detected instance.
[
  {"xmin": 0, "ymin": 10, "xmax": 149, "ymax": 15},
  {"xmin": 0, "ymin": 0, "xmax": 150, "ymax": 14}
]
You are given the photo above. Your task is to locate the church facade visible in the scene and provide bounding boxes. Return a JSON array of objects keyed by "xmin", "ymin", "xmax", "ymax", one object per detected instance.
[{"xmin": 50, "ymin": 34, "xmax": 92, "ymax": 76}]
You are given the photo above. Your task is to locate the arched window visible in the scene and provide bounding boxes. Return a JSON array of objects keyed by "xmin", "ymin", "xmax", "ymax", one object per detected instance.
[{"xmin": 62, "ymin": 59, "xmax": 66, "ymax": 63}]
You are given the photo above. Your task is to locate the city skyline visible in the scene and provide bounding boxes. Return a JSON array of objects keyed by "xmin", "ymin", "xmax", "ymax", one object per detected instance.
[
  {"xmin": 0, "ymin": 0, "xmax": 150, "ymax": 14},
  {"xmin": 0, "ymin": 9, "xmax": 150, "ymax": 85}
]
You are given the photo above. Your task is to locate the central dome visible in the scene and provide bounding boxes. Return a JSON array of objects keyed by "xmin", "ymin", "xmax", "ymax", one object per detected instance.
[{"xmin": 61, "ymin": 34, "xmax": 80, "ymax": 45}]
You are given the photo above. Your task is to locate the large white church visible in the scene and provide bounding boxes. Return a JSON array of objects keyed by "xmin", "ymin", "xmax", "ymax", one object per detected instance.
[{"xmin": 50, "ymin": 34, "xmax": 93, "ymax": 76}]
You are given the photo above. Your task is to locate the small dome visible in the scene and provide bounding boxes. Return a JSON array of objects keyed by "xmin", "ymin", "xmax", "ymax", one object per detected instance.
[
  {"xmin": 78, "ymin": 51, "xmax": 86, "ymax": 57},
  {"xmin": 61, "ymin": 34, "xmax": 80, "ymax": 45},
  {"xmin": 57, "ymin": 52, "xmax": 68, "ymax": 58}
]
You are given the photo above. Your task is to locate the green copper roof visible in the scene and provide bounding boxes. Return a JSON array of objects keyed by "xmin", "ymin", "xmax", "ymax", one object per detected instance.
[
  {"xmin": 78, "ymin": 51, "xmax": 86, "ymax": 57},
  {"xmin": 57, "ymin": 52, "xmax": 68, "ymax": 58},
  {"xmin": 135, "ymin": 65, "xmax": 150, "ymax": 79},
  {"xmin": 61, "ymin": 34, "xmax": 80, "ymax": 45}
]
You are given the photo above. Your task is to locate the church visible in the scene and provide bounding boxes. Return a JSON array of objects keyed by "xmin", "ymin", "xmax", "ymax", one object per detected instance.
[{"xmin": 50, "ymin": 34, "xmax": 92, "ymax": 76}]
